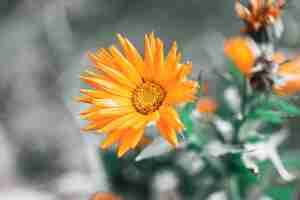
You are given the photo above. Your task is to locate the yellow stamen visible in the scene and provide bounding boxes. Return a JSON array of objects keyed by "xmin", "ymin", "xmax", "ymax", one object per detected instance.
[{"xmin": 132, "ymin": 81, "xmax": 166, "ymax": 115}]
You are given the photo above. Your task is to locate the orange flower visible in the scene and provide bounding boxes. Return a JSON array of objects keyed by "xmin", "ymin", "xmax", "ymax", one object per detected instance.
[
  {"xmin": 235, "ymin": 0, "xmax": 285, "ymax": 32},
  {"xmin": 273, "ymin": 55, "xmax": 300, "ymax": 96},
  {"xmin": 197, "ymin": 97, "xmax": 218, "ymax": 113},
  {"xmin": 78, "ymin": 33, "xmax": 198, "ymax": 157},
  {"xmin": 224, "ymin": 36, "xmax": 260, "ymax": 76},
  {"xmin": 90, "ymin": 192, "xmax": 121, "ymax": 200},
  {"xmin": 224, "ymin": 36, "xmax": 300, "ymax": 96}
]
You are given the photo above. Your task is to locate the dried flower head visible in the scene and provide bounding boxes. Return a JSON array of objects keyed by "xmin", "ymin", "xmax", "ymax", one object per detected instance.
[
  {"xmin": 235, "ymin": 0, "xmax": 285, "ymax": 33},
  {"xmin": 78, "ymin": 33, "xmax": 198, "ymax": 157},
  {"xmin": 225, "ymin": 36, "xmax": 300, "ymax": 95}
]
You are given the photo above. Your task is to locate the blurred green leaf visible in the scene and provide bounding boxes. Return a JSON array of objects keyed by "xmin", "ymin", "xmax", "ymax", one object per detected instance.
[
  {"xmin": 248, "ymin": 109, "xmax": 284, "ymax": 124},
  {"xmin": 227, "ymin": 60, "xmax": 244, "ymax": 87},
  {"xmin": 228, "ymin": 176, "xmax": 242, "ymax": 200},
  {"xmin": 180, "ymin": 102, "xmax": 196, "ymax": 136},
  {"xmin": 250, "ymin": 95, "xmax": 300, "ymax": 117},
  {"xmin": 264, "ymin": 150, "xmax": 300, "ymax": 200},
  {"xmin": 269, "ymin": 98, "xmax": 300, "ymax": 116},
  {"xmin": 266, "ymin": 184, "xmax": 297, "ymax": 200},
  {"xmin": 282, "ymin": 150, "xmax": 300, "ymax": 168}
]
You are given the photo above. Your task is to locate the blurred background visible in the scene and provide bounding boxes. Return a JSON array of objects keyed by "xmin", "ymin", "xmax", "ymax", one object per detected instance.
[{"xmin": 0, "ymin": 0, "xmax": 300, "ymax": 199}]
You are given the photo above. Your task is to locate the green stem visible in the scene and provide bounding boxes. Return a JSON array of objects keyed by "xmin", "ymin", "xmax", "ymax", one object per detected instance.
[
  {"xmin": 227, "ymin": 176, "xmax": 242, "ymax": 200},
  {"xmin": 233, "ymin": 78, "xmax": 247, "ymax": 144}
]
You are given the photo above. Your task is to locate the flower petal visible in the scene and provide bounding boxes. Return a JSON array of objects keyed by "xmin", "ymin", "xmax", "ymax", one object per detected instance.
[
  {"xmin": 99, "ymin": 112, "xmax": 139, "ymax": 133},
  {"xmin": 109, "ymin": 45, "xmax": 142, "ymax": 85},
  {"xmin": 144, "ymin": 34, "xmax": 155, "ymax": 80},
  {"xmin": 81, "ymin": 118, "xmax": 113, "ymax": 132},
  {"xmin": 224, "ymin": 37, "xmax": 259, "ymax": 76},
  {"xmin": 117, "ymin": 129, "xmax": 134, "ymax": 157},
  {"xmin": 87, "ymin": 54, "xmax": 136, "ymax": 90},
  {"xmin": 164, "ymin": 81, "xmax": 198, "ymax": 105},
  {"xmin": 116, "ymin": 34, "xmax": 146, "ymax": 77},
  {"xmin": 80, "ymin": 75, "xmax": 132, "ymax": 98},
  {"xmin": 277, "ymin": 55, "xmax": 300, "ymax": 75},
  {"xmin": 154, "ymin": 38, "xmax": 165, "ymax": 83},
  {"xmin": 159, "ymin": 106, "xmax": 184, "ymax": 132},
  {"xmin": 157, "ymin": 117, "xmax": 178, "ymax": 147},
  {"xmin": 100, "ymin": 130, "xmax": 123, "ymax": 149}
]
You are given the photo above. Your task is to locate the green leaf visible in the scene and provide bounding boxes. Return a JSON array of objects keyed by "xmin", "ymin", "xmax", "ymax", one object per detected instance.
[
  {"xmin": 227, "ymin": 60, "xmax": 245, "ymax": 86},
  {"xmin": 227, "ymin": 176, "xmax": 242, "ymax": 200},
  {"xmin": 248, "ymin": 109, "xmax": 284, "ymax": 124},
  {"xmin": 281, "ymin": 150, "xmax": 300, "ymax": 173},
  {"xmin": 179, "ymin": 102, "xmax": 196, "ymax": 136},
  {"xmin": 269, "ymin": 98, "xmax": 300, "ymax": 116},
  {"xmin": 264, "ymin": 150, "xmax": 300, "ymax": 200},
  {"xmin": 253, "ymin": 96, "xmax": 300, "ymax": 117},
  {"xmin": 266, "ymin": 184, "xmax": 297, "ymax": 200}
]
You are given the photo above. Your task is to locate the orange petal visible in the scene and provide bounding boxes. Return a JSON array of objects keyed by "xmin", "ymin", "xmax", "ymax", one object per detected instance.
[
  {"xmin": 80, "ymin": 88, "xmax": 112, "ymax": 99},
  {"xmin": 87, "ymin": 56, "xmax": 136, "ymax": 90},
  {"xmin": 144, "ymin": 34, "xmax": 155, "ymax": 80},
  {"xmin": 117, "ymin": 128, "xmax": 143, "ymax": 157},
  {"xmin": 93, "ymin": 98, "xmax": 131, "ymax": 107},
  {"xmin": 116, "ymin": 113, "xmax": 145, "ymax": 130},
  {"xmin": 79, "ymin": 89, "xmax": 131, "ymax": 105},
  {"xmin": 224, "ymin": 37, "xmax": 259, "ymax": 76},
  {"xmin": 80, "ymin": 106, "xmax": 127, "ymax": 120},
  {"xmin": 274, "ymin": 56, "xmax": 300, "ymax": 96},
  {"xmin": 149, "ymin": 32, "xmax": 157, "ymax": 58},
  {"xmin": 154, "ymin": 38, "xmax": 165, "ymax": 82},
  {"xmin": 100, "ymin": 130, "xmax": 122, "ymax": 149},
  {"xmin": 96, "ymin": 106, "xmax": 135, "ymax": 117},
  {"xmin": 159, "ymin": 106, "xmax": 184, "ymax": 132},
  {"xmin": 109, "ymin": 45, "xmax": 142, "ymax": 85},
  {"xmin": 277, "ymin": 55, "xmax": 300, "ymax": 75},
  {"xmin": 88, "ymin": 49, "xmax": 118, "ymax": 71},
  {"xmin": 80, "ymin": 75, "xmax": 132, "ymax": 98},
  {"xmin": 119, "ymin": 35, "xmax": 146, "ymax": 76},
  {"xmin": 80, "ymin": 106, "xmax": 100, "ymax": 116},
  {"xmin": 81, "ymin": 118, "xmax": 113, "ymax": 132},
  {"xmin": 273, "ymin": 79, "xmax": 300, "ymax": 96},
  {"xmin": 130, "ymin": 129, "xmax": 145, "ymax": 149},
  {"xmin": 156, "ymin": 117, "xmax": 178, "ymax": 147},
  {"xmin": 165, "ymin": 41, "xmax": 178, "ymax": 73},
  {"xmin": 99, "ymin": 112, "xmax": 138, "ymax": 133},
  {"xmin": 164, "ymin": 81, "xmax": 198, "ymax": 105},
  {"xmin": 163, "ymin": 62, "xmax": 192, "ymax": 89},
  {"xmin": 74, "ymin": 95, "xmax": 93, "ymax": 104}
]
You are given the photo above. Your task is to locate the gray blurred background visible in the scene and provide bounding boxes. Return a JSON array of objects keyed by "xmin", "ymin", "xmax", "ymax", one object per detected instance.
[{"xmin": 0, "ymin": 0, "xmax": 300, "ymax": 199}]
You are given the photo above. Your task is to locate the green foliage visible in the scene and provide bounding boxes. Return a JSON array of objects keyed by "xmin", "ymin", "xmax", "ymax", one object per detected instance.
[
  {"xmin": 179, "ymin": 102, "xmax": 196, "ymax": 136},
  {"xmin": 100, "ymin": 21, "xmax": 300, "ymax": 200},
  {"xmin": 248, "ymin": 109, "xmax": 285, "ymax": 124},
  {"xmin": 247, "ymin": 95, "xmax": 300, "ymax": 125},
  {"xmin": 264, "ymin": 150, "xmax": 300, "ymax": 200},
  {"xmin": 227, "ymin": 60, "xmax": 245, "ymax": 87}
]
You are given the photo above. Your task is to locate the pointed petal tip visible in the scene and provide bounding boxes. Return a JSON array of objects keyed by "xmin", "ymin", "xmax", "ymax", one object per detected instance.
[
  {"xmin": 116, "ymin": 33, "xmax": 126, "ymax": 42},
  {"xmin": 117, "ymin": 148, "xmax": 129, "ymax": 158}
]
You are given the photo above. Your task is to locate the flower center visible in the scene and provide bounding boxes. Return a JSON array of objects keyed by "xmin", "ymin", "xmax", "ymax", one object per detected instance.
[{"xmin": 132, "ymin": 81, "xmax": 166, "ymax": 115}]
